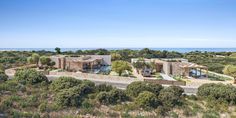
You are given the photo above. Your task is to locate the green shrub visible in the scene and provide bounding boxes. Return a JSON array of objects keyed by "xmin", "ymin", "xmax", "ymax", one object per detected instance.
[
  {"xmin": 9, "ymin": 95, "xmax": 22, "ymax": 101},
  {"xmin": 158, "ymin": 86, "xmax": 184, "ymax": 107},
  {"xmin": 0, "ymin": 79, "xmax": 18, "ymax": 92},
  {"xmin": 19, "ymin": 95, "xmax": 40, "ymax": 108},
  {"xmin": 97, "ymin": 92, "xmax": 109, "ymax": 105},
  {"xmin": 202, "ymin": 110, "xmax": 220, "ymax": 118},
  {"xmin": 205, "ymin": 100, "xmax": 228, "ymax": 112},
  {"xmin": 82, "ymin": 80, "xmax": 95, "ymax": 87},
  {"xmin": 97, "ymin": 89, "xmax": 128, "ymax": 105},
  {"xmin": 55, "ymin": 87, "xmax": 83, "ymax": 107},
  {"xmin": 81, "ymin": 100, "xmax": 94, "ymax": 109},
  {"xmin": 53, "ymin": 78, "xmax": 95, "ymax": 107},
  {"xmin": 11, "ymin": 110, "xmax": 34, "ymax": 118},
  {"xmin": 14, "ymin": 69, "xmax": 48, "ymax": 85},
  {"xmin": 148, "ymin": 83, "xmax": 164, "ymax": 96},
  {"xmin": 197, "ymin": 83, "xmax": 236, "ymax": 104},
  {"xmin": 50, "ymin": 76, "xmax": 82, "ymax": 92},
  {"xmin": 19, "ymin": 101, "xmax": 30, "ymax": 108},
  {"xmin": 0, "ymin": 70, "xmax": 8, "ymax": 81},
  {"xmin": 16, "ymin": 84, "xmax": 27, "ymax": 92},
  {"xmin": 39, "ymin": 102, "xmax": 47, "ymax": 112},
  {"xmin": 183, "ymin": 106, "xmax": 197, "ymax": 117},
  {"xmin": 126, "ymin": 81, "xmax": 163, "ymax": 97},
  {"xmin": 169, "ymin": 112, "xmax": 178, "ymax": 118},
  {"xmin": 47, "ymin": 103, "xmax": 61, "ymax": 111},
  {"xmin": 135, "ymin": 91, "xmax": 160, "ymax": 109},
  {"xmin": 188, "ymin": 95, "xmax": 198, "ymax": 100},
  {"xmin": 96, "ymin": 84, "xmax": 114, "ymax": 92},
  {"xmin": 1, "ymin": 99, "xmax": 14, "ymax": 110},
  {"xmin": 79, "ymin": 83, "xmax": 95, "ymax": 95},
  {"xmin": 32, "ymin": 113, "xmax": 41, "ymax": 118},
  {"xmin": 108, "ymin": 89, "xmax": 129, "ymax": 104},
  {"xmin": 155, "ymin": 106, "xmax": 170, "ymax": 116},
  {"xmin": 166, "ymin": 86, "xmax": 184, "ymax": 96}
]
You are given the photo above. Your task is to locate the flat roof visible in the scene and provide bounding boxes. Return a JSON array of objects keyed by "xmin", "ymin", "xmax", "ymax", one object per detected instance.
[
  {"xmin": 69, "ymin": 56, "xmax": 103, "ymax": 63},
  {"xmin": 179, "ymin": 62, "xmax": 207, "ymax": 69}
]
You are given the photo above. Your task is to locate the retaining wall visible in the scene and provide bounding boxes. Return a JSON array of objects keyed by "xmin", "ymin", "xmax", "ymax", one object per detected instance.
[
  {"xmin": 144, "ymin": 79, "xmax": 186, "ymax": 86},
  {"xmin": 49, "ymin": 71, "xmax": 137, "ymax": 82}
]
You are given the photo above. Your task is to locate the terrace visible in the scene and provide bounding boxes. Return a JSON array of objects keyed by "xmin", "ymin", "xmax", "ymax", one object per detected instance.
[{"xmin": 179, "ymin": 62, "xmax": 208, "ymax": 78}]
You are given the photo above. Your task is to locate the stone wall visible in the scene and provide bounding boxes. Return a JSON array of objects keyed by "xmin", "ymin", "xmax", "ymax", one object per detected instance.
[
  {"xmin": 49, "ymin": 71, "xmax": 137, "ymax": 82},
  {"xmin": 162, "ymin": 62, "xmax": 170, "ymax": 75},
  {"xmin": 171, "ymin": 62, "xmax": 184, "ymax": 76}
]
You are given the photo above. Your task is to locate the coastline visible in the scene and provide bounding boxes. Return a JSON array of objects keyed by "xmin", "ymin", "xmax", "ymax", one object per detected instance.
[{"xmin": 1, "ymin": 48, "xmax": 236, "ymax": 53}]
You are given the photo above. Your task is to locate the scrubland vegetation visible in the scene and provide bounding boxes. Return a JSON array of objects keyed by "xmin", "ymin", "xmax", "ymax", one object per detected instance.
[
  {"xmin": 1, "ymin": 48, "xmax": 236, "ymax": 117},
  {"xmin": 1, "ymin": 69, "xmax": 236, "ymax": 117}
]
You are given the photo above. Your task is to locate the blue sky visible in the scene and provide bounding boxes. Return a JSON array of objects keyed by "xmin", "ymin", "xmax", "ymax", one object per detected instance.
[{"xmin": 0, "ymin": 0, "xmax": 236, "ymax": 48}]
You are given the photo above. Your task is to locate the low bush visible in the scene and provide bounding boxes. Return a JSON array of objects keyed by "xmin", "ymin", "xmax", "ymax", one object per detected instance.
[
  {"xmin": 158, "ymin": 86, "xmax": 184, "ymax": 107},
  {"xmin": 0, "ymin": 70, "xmax": 8, "ymax": 81},
  {"xmin": 97, "ymin": 92, "xmax": 109, "ymax": 105},
  {"xmin": 96, "ymin": 84, "xmax": 114, "ymax": 92},
  {"xmin": 11, "ymin": 110, "xmax": 35, "ymax": 118},
  {"xmin": 1, "ymin": 99, "xmax": 14, "ymax": 110},
  {"xmin": 202, "ymin": 110, "xmax": 220, "ymax": 118},
  {"xmin": 50, "ymin": 76, "xmax": 82, "ymax": 92},
  {"xmin": 197, "ymin": 83, "xmax": 236, "ymax": 104},
  {"xmin": 55, "ymin": 87, "xmax": 83, "ymax": 107},
  {"xmin": 14, "ymin": 69, "xmax": 48, "ymax": 85},
  {"xmin": 39, "ymin": 102, "xmax": 47, "ymax": 112},
  {"xmin": 126, "ymin": 81, "xmax": 163, "ymax": 97},
  {"xmin": 0, "ymin": 79, "xmax": 18, "ymax": 92},
  {"xmin": 97, "ymin": 89, "xmax": 128, "ymax": 105},
  {"xmin": 135, "ymin": 91, "xmax": 160, "ymax": 109},
  {"xmin": 81, "ymin": 99, "xmax": 94, "ymax": 109},
  {"xmin": 183, "ymin": 106, "xmax": 197, "ymax": 117}
]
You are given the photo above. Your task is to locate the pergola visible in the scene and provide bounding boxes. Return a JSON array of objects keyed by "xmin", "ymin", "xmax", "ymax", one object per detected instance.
[
  {"xmin": 72, "ymin": 57, "xmax": 103, "ymax": 70},
  {"xmin": 180, "ymin": 63, "xmax": 208, "ymax": 78}
]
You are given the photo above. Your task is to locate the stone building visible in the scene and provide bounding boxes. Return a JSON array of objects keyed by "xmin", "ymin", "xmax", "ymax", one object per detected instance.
[
  {"xmin": 51, "ymin": 55, "xmax": 111, "ymax": 72},
  {"xmin": 131, "ymin": 58, "xmax": 208, "ymax": 78}
]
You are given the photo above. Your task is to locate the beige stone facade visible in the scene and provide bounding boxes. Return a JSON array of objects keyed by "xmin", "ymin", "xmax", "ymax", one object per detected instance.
[
  {"xmin": 132, "ymin": 58, "xmax": 208, "ymax": 78},
  {"xmin": 51, "ymin": 55, "xmax": 111, "ymax": 72}
]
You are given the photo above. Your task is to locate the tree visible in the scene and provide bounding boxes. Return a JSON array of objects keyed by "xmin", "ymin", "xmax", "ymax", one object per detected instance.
[
  {"xmin": 132, "ymin": 58, "xmax": 146, "ymax": 70},
  {"xmin": 0, "ymin": 70, "xmax": 8, "ymax": 81},
  {"xmin": 112, "ymin": 61, "xmax": 132, "ymax": 76},
  {"xmin": 14, "ymin": 69, "xmax": 49, "ymax": 85},
  {"xmin": 27, "ymin": 57, "xmax": 34, "ymax": 64},
  {"xmin": 135, "ymin": 91, "xmax": 160, "ymax": 109},
  {"xmin": 40, "ymin": 56, "xmax": 51, "ymax": 66},
  {"xmin": 55, "ymin": 47, "xmax": 61, "ymax": 54},
  {"xmin": 31, "ymin": 53, "xmax": 40, "ymax": 67},
  {"xmin": 95, "ymin": 49, "xmax": 110, "ymax": 55},
  {"xmin": 111, "ymin": 53, "xmax": 122, "ymax": 61},
  {"xmin": 39, "ymin": 56, "xmax": 55, "ymax": 69},
  {"xmin": 223, "ymin": 65, "xmax": 236, "ymax": 83}
]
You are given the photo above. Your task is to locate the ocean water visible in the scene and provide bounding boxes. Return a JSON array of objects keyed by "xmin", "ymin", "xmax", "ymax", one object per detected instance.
[{"xmin": 0, "ymin": 48, "xmax": 236, "ymax": 53}]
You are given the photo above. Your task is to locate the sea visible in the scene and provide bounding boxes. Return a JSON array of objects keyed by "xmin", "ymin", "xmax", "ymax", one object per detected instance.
[{"xmin": 0, "ymin": 48, "xmax": 236, "ymax": 53}]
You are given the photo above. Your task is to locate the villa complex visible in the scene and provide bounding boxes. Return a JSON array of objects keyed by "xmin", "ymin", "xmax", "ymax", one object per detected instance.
[
  {"xmin": 132, "ymin": 58, "xmax": 208, "ymax": 78},
  {"xmin": 51, "ymin": 55, "xmax": 111, "ymax": 72}
]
